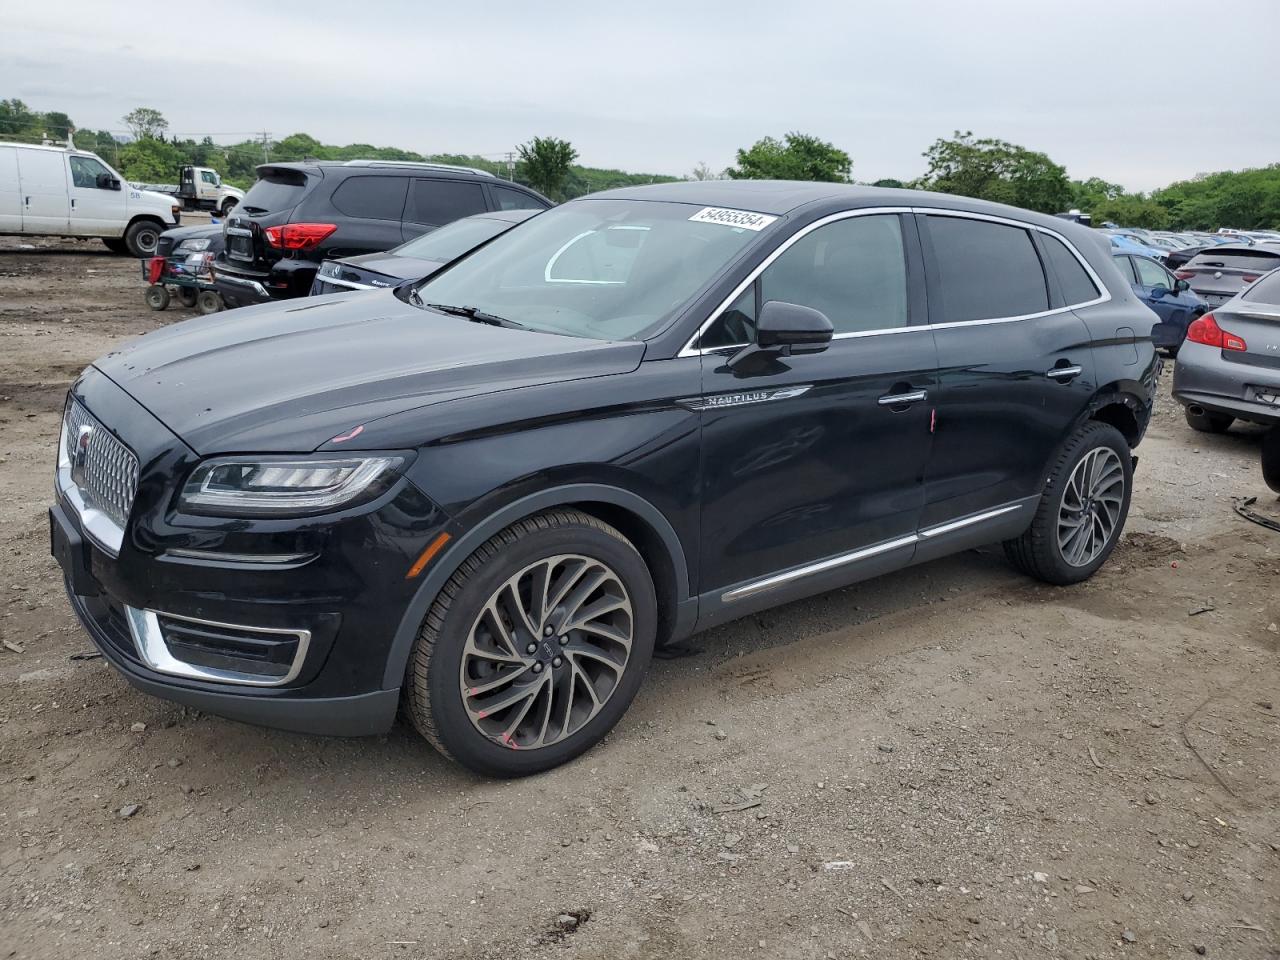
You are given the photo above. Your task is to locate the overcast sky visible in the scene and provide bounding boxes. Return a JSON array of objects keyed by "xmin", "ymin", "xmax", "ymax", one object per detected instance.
[{"xmin": 5, "ymin": 0, "xmax": 1278, "ymax": 192}]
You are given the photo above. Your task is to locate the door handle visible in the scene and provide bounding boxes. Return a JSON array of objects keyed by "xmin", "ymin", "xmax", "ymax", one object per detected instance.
[
  {"xmin": 877, "ymin": 389, "xmax": 928, "ymax": 407},
  {"xmin": 1046, "ymin": 365, "xmax": 1083, "ymax": 382}
]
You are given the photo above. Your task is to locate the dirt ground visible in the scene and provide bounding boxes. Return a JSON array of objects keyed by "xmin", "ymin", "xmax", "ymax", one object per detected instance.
[{"xmin": 0, "ymin": 234, "xmax": 1276, "ymax": 960}]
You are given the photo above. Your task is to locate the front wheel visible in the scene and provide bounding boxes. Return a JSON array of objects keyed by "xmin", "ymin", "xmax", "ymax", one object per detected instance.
[
  {"xmin": 124, "ymin": 220, "xmax": 162, "ymax": 257},
  {"xmin": 404, "ymin": 509, "xmax": 656, "ymax": 777},
  {"xmin": 220, "ymin": 199, "xmax": 237, "ymax": 218},
  {"xmin": 102, "ymin": 238, "xmax": 129, "ymax": 255},
  {"xmin": 1004, "ymin": 422, "xmax": 1133, "ymax": 585}
]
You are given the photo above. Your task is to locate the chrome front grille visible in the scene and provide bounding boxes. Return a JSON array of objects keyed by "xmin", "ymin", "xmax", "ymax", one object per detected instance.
[{"xmin": 63, "ymin": 401, "xmax": 139, "ymax": 531}]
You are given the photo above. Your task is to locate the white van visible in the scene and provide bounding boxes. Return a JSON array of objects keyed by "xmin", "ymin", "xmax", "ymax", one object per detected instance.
[{"xmin": 0, "ymin": 142, "xmax": 181, "ymax": 256}]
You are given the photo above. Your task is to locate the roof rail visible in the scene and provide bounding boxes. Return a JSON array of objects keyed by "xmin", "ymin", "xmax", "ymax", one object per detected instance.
[{"xmin": 341, "ymin": 159, "xmax": 495, "ymax": 177}]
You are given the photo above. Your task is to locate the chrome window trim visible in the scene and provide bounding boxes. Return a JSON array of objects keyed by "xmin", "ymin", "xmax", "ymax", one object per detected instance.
[
  {"xmin": 124, "ymin": 606, "xmax": 312, "ymax": 687},
  {"xmin": 720, "ymin": 502, "xmax": 1031, "ymax": 604},
  {"xmin": 678, "ymin": 206, "xmax": 1111, "ymax": 357}
]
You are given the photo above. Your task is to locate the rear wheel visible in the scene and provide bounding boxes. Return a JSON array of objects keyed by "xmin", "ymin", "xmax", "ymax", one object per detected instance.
[
  {"xmin": 1184, "ymin": 407, "xmax": 1234, "ymax": 434},
  {"xmin": 144, "ymin": 284, "xmax": 170, "ymax": 311},
  {"xmin": 124, "ymin": 220, "xmax": 162, "ymax": 257},
  {"xmin": 176, "ymin": 287, "xmax": 198, "ymax": 308},
  {"xmin": 404, "ymin": 509, "xmax": 656, "ymax": 777},
  {"xmin": 196, "ymin": 290, "xmax": 223, "ymax": 315},
  {"xmin": 1262, "ymin": 427, "xmax": 1280, "ymax": 494},
  {"xmin": 1004, "ymin": 422, "xmax": 1132, "ymax": 585}
]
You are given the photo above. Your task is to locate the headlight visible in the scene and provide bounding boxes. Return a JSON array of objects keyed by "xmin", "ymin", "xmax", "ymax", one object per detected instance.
[
  {"xmin": 176, "ymin": 238, "xmax": 211, "ymax": 253},
  {"xmin": 179, "ymin": 456, "xmax": 404, "ymax": 516}
]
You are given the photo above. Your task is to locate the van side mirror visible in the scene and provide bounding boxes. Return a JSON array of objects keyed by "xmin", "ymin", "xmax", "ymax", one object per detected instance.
[
  {"xmin": 96, "ymin": 172, "xmax": 121, "ymax": 191},
  {"xmin": 729, "ymin": 300, "xmax": 833, "ymax": 370}
]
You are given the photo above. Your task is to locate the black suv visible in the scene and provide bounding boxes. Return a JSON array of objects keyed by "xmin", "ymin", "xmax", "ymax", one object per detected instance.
[
  {"xmin": 213, "ymin": 160, "xmax": 549, "ymax": 308},
  {"xmin": 52, "ymin": 182, "xmax": 1159, "ymax": 777}
]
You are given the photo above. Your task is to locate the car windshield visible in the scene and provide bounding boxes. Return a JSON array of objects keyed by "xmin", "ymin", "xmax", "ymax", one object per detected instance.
[
  {"xmin": 391, "ymin": 216, "xmax": 517, "ymax": 263},
  {"xmin": 410, "ymin": 199, "xmax": 774, "ymax": 340}
]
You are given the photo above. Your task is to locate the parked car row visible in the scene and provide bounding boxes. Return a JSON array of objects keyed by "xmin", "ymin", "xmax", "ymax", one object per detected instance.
[{"xmin": 211, "ymin": 159, "xmax": 550, "ymax": 308}]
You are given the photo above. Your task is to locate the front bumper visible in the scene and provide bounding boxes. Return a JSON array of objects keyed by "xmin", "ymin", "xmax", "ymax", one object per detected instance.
[{"xmin": 51, "ymin": 371, "xmax": 450, "ymax": 736}]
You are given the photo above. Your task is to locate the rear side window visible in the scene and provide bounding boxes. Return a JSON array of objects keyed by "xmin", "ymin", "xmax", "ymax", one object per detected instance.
[
  {"xmin": 1040, "ymin": 234, "xmax": 1100, "ymax": 305},
  {"xmin": 329, "ymin": 176, "xmax": 408, "ymax": 221},
  {"xmin": 409, "ymin": 179, "xmax": 487, "ymax": 226},
  {"xmin": 1242, "ymin": 268, "xmax": 1280, "ymax": 303},
  {"xmin": 240, "ymin": 171, "xmax": 310, "ymax": 213},
  {"xmin": 927, "ymin": 216, "xmax": 1048, "ymax": 322},
  {"xmin": 491, "ymin": 184, "xmax": 548, "ymax": 211},
  {"xmin": 1111, "ymin": 255, "xmax": 1135, "ymax": 282}
]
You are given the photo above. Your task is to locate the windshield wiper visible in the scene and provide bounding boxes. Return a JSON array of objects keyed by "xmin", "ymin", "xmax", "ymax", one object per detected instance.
[{"xmin": 425, "ymin": 303, "xmax": 525, "ymax": 330}]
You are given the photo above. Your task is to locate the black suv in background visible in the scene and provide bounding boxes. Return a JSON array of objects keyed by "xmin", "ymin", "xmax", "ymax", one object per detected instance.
[
  {"xmin": 213, "ymin": 160, "xmax": 549, "ymax": 308},
  {"xmin": 53, "ymin": 182, "xmax": 1158, "ymax": 778}
]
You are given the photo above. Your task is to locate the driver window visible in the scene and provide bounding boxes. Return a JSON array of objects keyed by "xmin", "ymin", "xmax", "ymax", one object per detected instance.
[
  {"xmin": 1134, "ymin": 258, "xmax": 1170, "ymax": 289},
  {"xmin": 201, "ymin": 170, "xmax": 219, "ymax": 185},
  {"xmin": 69, "ymin": 155, "xmax": 109, "ymax": 189},
  {"xmin": 697, "ymin": 214, "xmax": 908, "ymax": 348}
]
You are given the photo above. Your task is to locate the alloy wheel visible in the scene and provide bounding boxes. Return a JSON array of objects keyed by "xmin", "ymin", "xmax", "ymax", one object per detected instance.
[
  {"xmin": 1057, "ymin": 447, "xmax": 1125, "ymax": 567},
  {"xmin": 459, "ymin": 554, "xmax": 633, "ymax": 750}
]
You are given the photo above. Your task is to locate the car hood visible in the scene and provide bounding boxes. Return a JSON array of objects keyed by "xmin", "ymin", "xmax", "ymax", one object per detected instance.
[
  {"xmin": 93, "ymin": 289, "xmax": 646, "ymax": 454},
  {"xmin": 335, "ymin": 252, "xmax": 446, "ymax": 283}
]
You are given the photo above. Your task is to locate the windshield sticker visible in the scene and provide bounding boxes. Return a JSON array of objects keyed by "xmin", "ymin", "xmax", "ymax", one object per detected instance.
[{"xmin": 688, "ymin": 207, "xmax": 778, "ymax": 231}]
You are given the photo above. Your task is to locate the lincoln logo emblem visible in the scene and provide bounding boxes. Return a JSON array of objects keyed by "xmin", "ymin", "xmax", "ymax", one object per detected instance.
[{"xmin": 71, "ymin": 425, "xmax": 93, "ymax": 487}]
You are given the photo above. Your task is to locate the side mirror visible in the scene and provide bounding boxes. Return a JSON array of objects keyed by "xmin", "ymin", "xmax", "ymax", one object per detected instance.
[
  {"xmin": 1174, "ymin": 278, "xmax": 1191, "ymax": 293},
  {"xmin": 96, "ymin": 173, "xmax": 121, "ymax": 190},
  {"xmin": 729, "ymin": 300, "xmax": 833, "ymax": 370},
  {"xmin": 1149, "ymin": 284, "xmax": 1170, "ymax": 299}
]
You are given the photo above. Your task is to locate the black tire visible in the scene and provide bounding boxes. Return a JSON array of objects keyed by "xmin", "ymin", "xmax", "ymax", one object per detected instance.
[
  {"xmin": 124, "ymin": 219, "xmax": 163, "ymax": 258},
  {"xmin": 1004, "ymin": 421, "xmax": 1133, "ymax": 586},
  {"xmin": 1262, "ymin": 427, "xmax": 1280, "ymax": 494},
  {"xmin": 196, "ymin": 290, "xmax": 223, "ymax": 315},
  {"xmin": 220, "ymin": 199, "xmax": 237, "ymax": 218},
  {"xmin": 102, "ymin": 238, "xmax": 130, "ymax": 255},
  {"xmin": 144, "ymin": 284, "xmax": 170, "ymax": 311},
  {"xmin": 176, "ymin": 287, "xmax": 198, "ymax": 308},
  {"xmin": 404, "ymin": 509, "xmax": 657, "ymax": 777},
  {"xmin": 1184, "ymin": 407, "xmax": 1233, "ymax": 434}
]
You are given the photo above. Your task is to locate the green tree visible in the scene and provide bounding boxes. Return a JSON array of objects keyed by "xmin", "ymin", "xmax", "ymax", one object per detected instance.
[
  {"xmin": 516, "ymin": 137, "xmax": 578, "ymax": 201},
  {"xmin": 117, "ymin": 136, "xmax": 183, "ymax": 182},
  {"xmin": 871, "ymin": 178, "xmax": 905, "ymax": 189},
  {"xmin": 0, "ymin": 98, "xmax": 40, "ymax": 140},
  {"xmin": 728, "ymin": 132, "xmax": 851, "ymax": 182},
  {"xmin": 918, "ymin": 131, "xmax": 1071, "ymax": 213},
  {"xmin": 688, "ymin": 161, "xmax": 723, "ymax": 181},
  {"xmin": 1089, "ymin": 196, "xmax": 1170, "ymax": 229},
  {"xmin": 122, "ymin": 107, "xmax": 168, "ymax": 141}
]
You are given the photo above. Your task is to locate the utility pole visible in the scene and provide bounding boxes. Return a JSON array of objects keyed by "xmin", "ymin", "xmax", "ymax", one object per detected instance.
[
  {"xmin": 505, "ymin": 151, "xmax": 515, "ymax": 181},
  {"xmin": 259, "ymin": 131, "xmax": 272, "ymax": 163}
]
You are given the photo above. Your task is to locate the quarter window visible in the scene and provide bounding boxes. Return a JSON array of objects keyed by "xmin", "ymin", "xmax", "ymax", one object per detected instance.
[
  {"xmin": 409, "ymin": 179, "xmax": 487, "ymax": 226},
  {"xmin": 927, "ymin": 216, "xmax": 1049, "ymax": 322},
  {"xmin": 330, "ymin": 176, "xmax": 409, "ymax": 221},
  {"xmin": 1041, "ymin": 234, "xmax": 1101, "ymax": 305},
  {"xmin": 1111, "ymin": 255, "xmax": 1136, "ymax": 283},
  {"xmin": 491, "ymin": 184, "xmax": 548, "ymax": 211}
]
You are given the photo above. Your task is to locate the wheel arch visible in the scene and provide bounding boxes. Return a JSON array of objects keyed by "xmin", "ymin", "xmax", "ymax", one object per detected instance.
[
  {"xmin": 381, "ymin": 483, "xmax": 695, "ymax": 690},
  {"xmin": 1085, "ymin": 389, "xmax": 1147, "ymax": 448}
]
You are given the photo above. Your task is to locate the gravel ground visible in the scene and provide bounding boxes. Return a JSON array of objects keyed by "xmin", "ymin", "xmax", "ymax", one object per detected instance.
[{"xmin": 1, "ymin": 234, "xmax": 1277, "ymax": 960}]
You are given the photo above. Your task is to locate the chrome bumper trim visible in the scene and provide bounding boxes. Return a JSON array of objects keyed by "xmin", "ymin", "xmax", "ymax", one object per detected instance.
[{"xmin": 124, "ymin": 606, "xmax": 311, "ymax": 687}]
